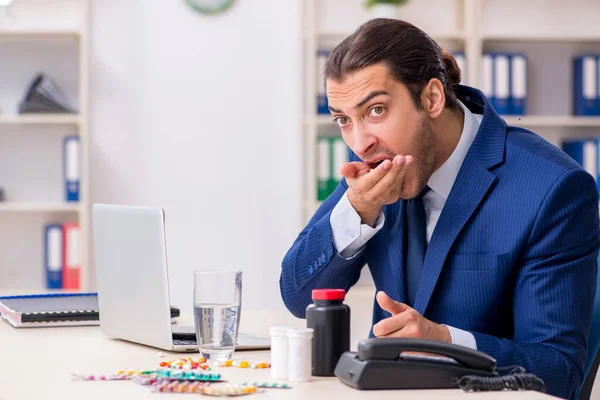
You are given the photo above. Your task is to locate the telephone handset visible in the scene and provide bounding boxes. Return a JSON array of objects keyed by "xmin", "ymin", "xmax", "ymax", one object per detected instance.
[
  {"xmin": 334, "ymin": 338, "xmax": 499, "ymax": 390},
  {"xmin": 360, "ymin": 337, "xmax": 497, "ymax": 371}
]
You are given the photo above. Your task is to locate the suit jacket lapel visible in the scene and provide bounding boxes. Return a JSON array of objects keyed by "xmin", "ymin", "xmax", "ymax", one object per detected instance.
[{"xmin": 412, "ymin": 154, "xmax": 497, "ymax": 315}]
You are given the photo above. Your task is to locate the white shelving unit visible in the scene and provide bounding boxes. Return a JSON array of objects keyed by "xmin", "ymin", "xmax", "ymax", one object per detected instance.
[
  {"xmin": 0, "ymin": 202, "xmax": 81, "ymax": 212},
  {"xmin": 0, "ymin": 113, "xmax": 81, "ymax": 125},
  {"xmin": 0, "ymin": 0, "xmax": 89, "ymax": 293},
  {"xmin": 0, "ymin": 29, "xmax": 80, "ymax": 37},
  {"xmin": 301, "ymin": 0, "xmax": 600, "ymax": 224}
]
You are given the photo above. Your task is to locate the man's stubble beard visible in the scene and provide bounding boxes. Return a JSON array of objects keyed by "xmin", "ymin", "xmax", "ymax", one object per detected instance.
[{"xmin": 406, "ymin": 116, "xmax": 438, "ymax": 200}]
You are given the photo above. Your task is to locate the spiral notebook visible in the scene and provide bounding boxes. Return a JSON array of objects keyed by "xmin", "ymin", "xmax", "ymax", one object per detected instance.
[{"xmin": 0, "ymin": 293, "xmax": 180, "ymax": 328}]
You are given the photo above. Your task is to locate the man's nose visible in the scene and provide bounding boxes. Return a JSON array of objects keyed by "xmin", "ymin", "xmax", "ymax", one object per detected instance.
[{"xmin": 352, "ymin": 125, "xmax": 376, "ymax": 157}]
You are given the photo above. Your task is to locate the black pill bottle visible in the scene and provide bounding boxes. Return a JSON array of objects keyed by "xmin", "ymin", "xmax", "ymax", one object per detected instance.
[{"xmin": 306, "ymin": 289, "xmax": 351, "ymax": 376}]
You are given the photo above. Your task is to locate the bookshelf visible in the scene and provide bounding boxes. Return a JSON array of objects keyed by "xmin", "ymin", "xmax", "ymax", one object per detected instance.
[
  {"xmin": 0, "ymin": 0, "xmax": 89, "ymax": 293},
  {"xmin": 301, "ymin": 0, "xmax": 600, "ymax": 224}
]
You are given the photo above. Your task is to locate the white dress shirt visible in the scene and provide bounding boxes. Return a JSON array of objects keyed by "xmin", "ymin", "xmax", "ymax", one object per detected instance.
[{"xmin": 330, "ymin": 100, "xmax": 483, "ymax": 349}]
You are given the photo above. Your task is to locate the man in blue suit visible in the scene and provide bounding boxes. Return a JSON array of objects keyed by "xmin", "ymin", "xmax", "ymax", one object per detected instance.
[{"xmin": 280, "ymin": 18, "xmax": 599, "ymax": 400}]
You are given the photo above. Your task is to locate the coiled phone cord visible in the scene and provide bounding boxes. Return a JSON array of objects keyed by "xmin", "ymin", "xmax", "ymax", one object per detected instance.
[{"xmin": 458, "ymin": 366, "xmax": 547, "ymax": 393}]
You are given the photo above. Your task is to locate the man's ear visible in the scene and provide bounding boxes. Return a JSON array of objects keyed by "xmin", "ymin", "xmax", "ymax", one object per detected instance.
[{"xmin": 420, "ymin": 78, "xmax": 445, "ymax": 119}]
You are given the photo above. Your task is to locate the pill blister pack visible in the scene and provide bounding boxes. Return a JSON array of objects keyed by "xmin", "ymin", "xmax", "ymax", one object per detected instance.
[{"xmin": 71, "ymin": 355, "xmax": 290, "ymax": 396}]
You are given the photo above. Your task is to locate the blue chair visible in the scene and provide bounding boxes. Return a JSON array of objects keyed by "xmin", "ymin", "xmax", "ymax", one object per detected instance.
[{"xmin": 578, "ymin": 254, "xmax": 600, "ymax": 400}]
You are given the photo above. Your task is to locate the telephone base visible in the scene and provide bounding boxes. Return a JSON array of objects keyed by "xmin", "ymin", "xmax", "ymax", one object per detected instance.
[{"xmin": 334, "ymin": 351, "xmax": 499, "ymax": 390}]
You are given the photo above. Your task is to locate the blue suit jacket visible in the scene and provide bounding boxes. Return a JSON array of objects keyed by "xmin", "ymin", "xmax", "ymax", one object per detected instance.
[{"xmin": 280, "ymin": 86, "xmax": 600, "ymax": 399}]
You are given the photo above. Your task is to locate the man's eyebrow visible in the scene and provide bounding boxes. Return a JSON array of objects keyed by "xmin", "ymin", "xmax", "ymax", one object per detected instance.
[
  {"xmin": 328, "ymin": 90, "xmax": 389, "ymax": 114},
  {"xmin": 355, "ymin": 90, "xmax": 389, "ymax": 109}
]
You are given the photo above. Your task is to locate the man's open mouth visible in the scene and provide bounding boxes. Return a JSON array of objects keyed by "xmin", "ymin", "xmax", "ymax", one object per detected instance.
[{"xmin": 367, "ymin": 159, "xmax": 387, "ymax": 170}]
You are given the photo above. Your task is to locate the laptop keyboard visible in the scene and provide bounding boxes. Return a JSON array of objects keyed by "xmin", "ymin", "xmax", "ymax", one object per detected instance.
[{"xmin": 173, "ymin": 339, "xmax": 197, "ymax": 346}]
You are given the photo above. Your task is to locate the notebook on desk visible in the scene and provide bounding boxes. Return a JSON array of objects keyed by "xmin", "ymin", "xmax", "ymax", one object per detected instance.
[{"xmin": 0, "ymin": 292, "xmax": 180, "ymax": 328}]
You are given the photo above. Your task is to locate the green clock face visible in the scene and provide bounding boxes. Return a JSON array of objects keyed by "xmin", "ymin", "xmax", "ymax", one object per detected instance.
[{"xmin": 185, "ymin": 0, "xmax": 236, "ymax": 15}]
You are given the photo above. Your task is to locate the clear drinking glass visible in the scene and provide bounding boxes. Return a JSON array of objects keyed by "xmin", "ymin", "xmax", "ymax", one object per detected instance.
[{"xmin": 193, "ymin": 269, "xmax": 242, "ymax": 360}]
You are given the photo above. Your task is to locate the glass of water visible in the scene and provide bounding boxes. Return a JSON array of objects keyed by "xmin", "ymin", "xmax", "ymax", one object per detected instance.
[{"xmin": 193, "ymin": 269, "xmax": 242, "ymax": 360}]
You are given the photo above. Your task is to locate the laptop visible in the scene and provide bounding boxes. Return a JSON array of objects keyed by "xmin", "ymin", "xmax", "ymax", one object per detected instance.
[{"xmin": 92, "ymin": 203, "xmax": 270, "ymax": 353}]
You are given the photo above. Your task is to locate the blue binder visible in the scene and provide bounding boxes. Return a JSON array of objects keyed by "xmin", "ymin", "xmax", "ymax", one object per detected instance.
[
  {"xmin": 573, "ymin": 55, "xmax": 599, "ymax": 116},
  {"xmin": 482, "ymin": 53, "xmax": 495, "ymax": 111},
  {"xmin": 492, "ymin": 53, "xmax": 510, "ymax": 115},
  {"xmin": 63, "ymin": 136, "xmax": 80, "ymax": 202},
  {"xmin": 452, "ymin": 51, "xmax": 466, "ymax": 86},
  {"xmin": 317, "ymin": 50, "xmax": 330, "ymax": 114},
  {"xmin": 509, "ymin": 53, "xmax": 528, "ymax": 115},
  {"xmin": 44, "ymin": 224, "xmax": 63, "ymax": 289}
]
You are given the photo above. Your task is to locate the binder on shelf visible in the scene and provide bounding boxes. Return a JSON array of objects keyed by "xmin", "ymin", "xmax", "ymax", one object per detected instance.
[
  {"xmin": 452, "ymin": 51, "xmax": 467, "ymax": 86},
  {"xmin": 492, "ymin": 53, "xmax": 510, "ymax": 115},
  {"xmin": 317, "ymin": 136, "xmax": 330, "ymax": 201},
  {"xmin": 44, "ymin": 224, "xmax": 63, "ymax": 289},
  {"xmin": 509, "ymin": 53, "xmax": 528, "ymax": 115},
  {"xmin": 329, "ymin": 136, "xmax": 348, "ymax": 195},
  {"xmin": 317, "ymin": 50, "xmax": 330, "ymax": 114},
  {"xmin": 62, "ymin": 223, "xmax": 80, "ymax": 290},
  {"xmin": 63, "ymin": 136, "xmax": 80, "ymax": 202},
  {"xmin": 573, "ymin": 55, "xmax": 599, "ymax": 116},
  {"xmin": 482, "ymin": 53, "xmax": 495, "ymax": 111},
  {"xmin": 562, "ymin": 139, "xmax": 599, "ymax": 195}
]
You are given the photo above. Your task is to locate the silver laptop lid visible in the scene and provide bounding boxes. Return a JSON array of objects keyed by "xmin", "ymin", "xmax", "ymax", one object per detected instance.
[{"xmin": 92, "ymin": 204, "xmax": 174, "ymax": 350}]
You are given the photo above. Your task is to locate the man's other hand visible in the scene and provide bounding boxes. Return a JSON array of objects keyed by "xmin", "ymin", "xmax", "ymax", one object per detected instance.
[{"xmin": 373, "ymin": 291, "xmax": 451, "ymax": 343}]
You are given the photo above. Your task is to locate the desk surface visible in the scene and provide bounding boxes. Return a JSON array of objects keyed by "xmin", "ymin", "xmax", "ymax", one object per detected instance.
[{"xmin": 0, "ymin": 302, "xmax": 558, "ymax": 400}]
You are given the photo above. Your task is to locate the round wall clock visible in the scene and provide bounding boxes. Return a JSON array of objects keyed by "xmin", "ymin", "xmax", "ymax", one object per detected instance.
[{"xmin": 185, "ymin": 0, "xmax": 236, "ymax": 15}]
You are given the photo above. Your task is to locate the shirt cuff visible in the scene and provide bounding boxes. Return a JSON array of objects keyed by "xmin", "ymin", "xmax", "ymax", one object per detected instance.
[
  {"xmin": 330, "ymin": 192, "xmax": 385, "ymax": 259},
  {"xmin": 444, "ymin": 325, "xmax": 477, "ymax": 350}
]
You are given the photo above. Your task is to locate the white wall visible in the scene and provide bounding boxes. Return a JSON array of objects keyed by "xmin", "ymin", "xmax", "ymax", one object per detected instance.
[{"xmin": 90, "ymin": 0, "xmax": 303, "ymax": 311}]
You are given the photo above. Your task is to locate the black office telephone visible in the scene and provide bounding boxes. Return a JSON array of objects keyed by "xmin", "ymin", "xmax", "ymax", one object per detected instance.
[{"xmin": 334, "ymin": 338, "xmax": 545, "ymax": 392}]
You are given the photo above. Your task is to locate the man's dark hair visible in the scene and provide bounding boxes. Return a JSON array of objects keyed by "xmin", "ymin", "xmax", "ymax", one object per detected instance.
[{"xmin": 324, "ymin": 18, "xmax": 462, "ymax": 113}]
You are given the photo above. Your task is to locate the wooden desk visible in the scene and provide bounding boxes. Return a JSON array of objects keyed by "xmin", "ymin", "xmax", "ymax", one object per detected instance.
[{"xmin": 0, "ymin": 300, "xmax": 558, "ymax": 400}]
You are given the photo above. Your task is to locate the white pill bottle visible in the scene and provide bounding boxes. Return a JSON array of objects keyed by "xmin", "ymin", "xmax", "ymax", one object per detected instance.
[
  {"xmin": 270, "ymin": 326, "xmax": 291, "ymax": 380},
  {"xmin": 287, "ymin": 328, "xmax": 314, "ymax": 382}
]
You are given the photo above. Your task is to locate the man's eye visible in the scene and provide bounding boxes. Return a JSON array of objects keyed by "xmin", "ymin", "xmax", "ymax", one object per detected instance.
[
  {"xmin": 369, "ymin": 106, "xmax": 385, "ymax": 117},
  {"xmin": 335, "ymin": 117, "xmax": 349, "ymax": 126}
]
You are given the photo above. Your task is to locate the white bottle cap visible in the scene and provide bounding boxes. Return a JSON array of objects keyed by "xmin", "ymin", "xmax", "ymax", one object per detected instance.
[
  {"xmin": 270, "ymin": 326, "xmax": 292, "ymax": 380},
  {"xmin": 287, "ymin": 328, "xmax": 314, "ymax": 382},
  {"xmin": 287, "ymin": 328, "xmax": 314, "ymax": 339},
  {"xmin": 270, "ymin": 326, "xmax": 291, "ymax": 336}
]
